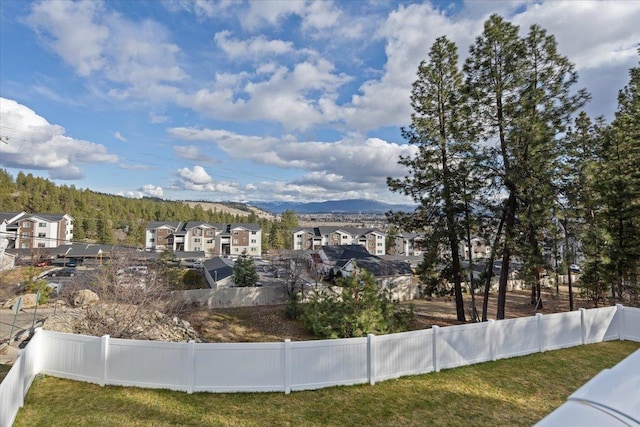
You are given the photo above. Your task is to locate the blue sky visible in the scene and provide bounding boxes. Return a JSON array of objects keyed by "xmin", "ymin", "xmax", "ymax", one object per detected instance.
[{"xmin": 1, "ymin": 1, "xmax": 639, "ymax": 205}]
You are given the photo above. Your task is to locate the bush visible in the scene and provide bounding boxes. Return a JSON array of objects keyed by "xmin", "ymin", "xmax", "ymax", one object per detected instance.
[
  {"xmin": 301, "ymin": 268, "xmax": 414, "ymax": 338},
  {"xmin": 25, "ymin": 280, "xmax": 52, "ymax": 304}
]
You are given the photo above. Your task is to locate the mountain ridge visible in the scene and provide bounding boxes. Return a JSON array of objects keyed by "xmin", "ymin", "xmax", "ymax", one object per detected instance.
[{"xmin": 250, "ymin": 199, "xmax": 415, "ymax": 215}]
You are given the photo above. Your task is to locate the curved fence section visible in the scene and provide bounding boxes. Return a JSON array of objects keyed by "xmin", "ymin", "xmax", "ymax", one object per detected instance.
[{"xmin": 2, "ymin": 304, "xmax": 640, "ymax": 426}]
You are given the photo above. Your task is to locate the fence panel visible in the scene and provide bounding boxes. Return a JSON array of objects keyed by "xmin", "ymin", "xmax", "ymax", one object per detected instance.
[
  {"xmin": 106, "ymin": 339, "xmax": 188, "ymax": 391},
  {"xmin": 583, "ymin": 306, "xmax": 618, "ymax": 343},
  {"xmin": 543, "ymin": 311, "xmax": 582, "ymax": 351},
  {"xmin": 493, "ymin": 316, "xmax": 539, "ymax": 359},
  {"xmin": 0, "ymin": 352, "xmax": 24, "ymax": 427},
  {"xmin": 39, "ymin": 330, "xmax": 103, "ymax": 382},
  {"xmin": 374, "ymin": 329, "xmax": 433, "ymax": 381},
  {"xmin": 290, "ymin": 337, "xmax": 368, "ymax": 391},
  {"xmin": 438, "ymin": 322, "xmax": 492, "ymax": 370},
  {"xmin": 193, "ymin": 342, "xmax": 284, "ymax": 392},
  {"xmin": 622, "ymin": 307, "xmax": 640, "ymax": 341}
]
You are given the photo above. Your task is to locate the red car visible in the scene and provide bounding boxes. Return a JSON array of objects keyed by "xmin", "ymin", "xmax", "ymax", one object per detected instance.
[{"xmin": 34, "ymin": 259, "xmax": 51, "ymax": 267}]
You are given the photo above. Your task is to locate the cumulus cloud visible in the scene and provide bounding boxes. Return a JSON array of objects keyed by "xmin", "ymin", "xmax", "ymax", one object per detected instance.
[
  {"xmin": 168, "ymin": 127, "xmax": 417, "ymax": 186},
  {"xmin": 141, "ymin": 184, "xmax": 164, "ymax": 197},
  {"xmin": 214, "ymin": 31, "xmax": 294, "ymax": 60},
  {"xmin": 0, "ymin": 97, "xmax": 119, "ymax": 179},
  {"xmin": 26, "ymin": 1, "xmax": 187, "ymax": 101},
  {"xmin": 173, "ymin": 145, "xmax": 217, "ymax": 163},
  {"xmin": 172, "ymin": 165, "xmax": 239, "ymax": 194}
]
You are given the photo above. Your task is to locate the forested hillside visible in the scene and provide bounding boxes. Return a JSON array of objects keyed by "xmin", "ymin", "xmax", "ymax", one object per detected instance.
[{"xmin": 0, "ymin": 170, "xmax": 279, "ymax": 248}]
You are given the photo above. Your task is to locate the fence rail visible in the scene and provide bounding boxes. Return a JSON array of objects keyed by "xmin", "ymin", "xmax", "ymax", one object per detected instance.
[{"xmin": 2, "ymin": 304, "xmax": 639, "ymax": 426}]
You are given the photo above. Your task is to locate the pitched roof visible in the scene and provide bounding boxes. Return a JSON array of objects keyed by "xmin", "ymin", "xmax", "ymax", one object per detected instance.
[{"xmin": 204, "ymin": 256, "xmax": 234, "ymax": 281}]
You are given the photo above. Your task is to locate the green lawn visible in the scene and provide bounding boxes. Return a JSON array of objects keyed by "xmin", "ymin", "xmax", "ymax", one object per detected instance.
[{"xmin": 14, "ymin": 341, "xmax": 640, "ymax": 427}]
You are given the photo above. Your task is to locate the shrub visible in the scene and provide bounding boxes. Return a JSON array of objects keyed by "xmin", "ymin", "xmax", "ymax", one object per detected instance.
[{"xmin": 302, "ymin": 268, "xmax": 414, "ymax": 338}]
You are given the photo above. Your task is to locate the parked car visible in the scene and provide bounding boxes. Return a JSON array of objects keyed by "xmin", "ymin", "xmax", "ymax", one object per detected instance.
[
  {"xmin": 34, "ymin": 259, "xmax": 51, "ymax": 267},
  {"xmin": 66, "ymin": 259, "xmax": 78, "ymax": 267},
  {"xmin": 569, "ymin": 264, "xmax": 581, "ymax": 273},
  {"xmin": 50, "ymin": 267, "xmax": 76, "ymax": 277}
]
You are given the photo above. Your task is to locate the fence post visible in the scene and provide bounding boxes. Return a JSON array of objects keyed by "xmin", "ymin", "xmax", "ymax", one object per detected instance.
[
  {"xmin": 284, "ymin": 339, "xmax": 291, "ymax": 394},
  {"xmin": 432, "ymin": 325, "xmax": 440, "ymax": 373},
  {"xmin": 488, "ymin": 320, "xmax": 496, "ymax": 361},
  {"xmin": 187, "ymin": 340, "xmax": 195, "ymax": 394},
  {"xmin": 616, "ymin": 304, "xmax": 625, "ymax": 341},
  {"xmin": 536, "ymin": 313, "xmax": 544, "ymax": 353},
  {"xmin": 579, "ymin": 308, "xmax": 586, "ymax": 345},
  {"xmin": 367, "ymin": 334, "xmax": 376, "ymax": 385},
  {"xmin": 100, "ymin": 335, "xmax": 110, "ymax": 387},
  {"xmin": 18, "ymin": 349, "xmax": 25, "ymax": 407}
]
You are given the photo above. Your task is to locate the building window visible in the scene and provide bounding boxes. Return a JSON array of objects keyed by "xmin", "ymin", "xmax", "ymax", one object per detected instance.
[
  {"xmin": 251, "ymin": 239, "xmax": 256, "ymax": 244},
  {"xmin": 233, "ymin": 239, "xmax": 238, "ymax": 244},
  {"xmin": 38, "ymin": 222, "xmax": 46, "ymax": 228},
  {"xmin": 21, "ymin": 232, "xmax": 30, "ymax": 238},
  {"xmin": 377, "ymin": 242, "xmax": 383, "ymax": 246},
  {"xmin": 342, "ymin": 235, "xmax": 348, "ymax": 239},
  {"xmin": 150, "ymin": 238, "xmax": 155, "ymax": 243},
  {"xmin": 38, "ymin": 233, "xmax": 46, "ymax": 238},
  {"xmin": 194, "ymin": 238, "xmax": 201, "ymax": 242},
  {"xmin": 251, "ymin": 247, "xmax": 256, "ymax": 252},
  {"xmin": 206, "ymin": 230, "xmax": 213, "ymax": 236},
  {"xmin": 38, "ymin": 243, "xmax": 45, "ymax": 248},
  {"xmin": 22, "ymin": 222, "xmax": 31, "ymax": 228},
  {"xmin": 207, "ymin": 239, "xmax": 213, "ymax": 244},
  {"xmin": 251, "ymin": 231, "xmax": 257, "ymax": 235}
]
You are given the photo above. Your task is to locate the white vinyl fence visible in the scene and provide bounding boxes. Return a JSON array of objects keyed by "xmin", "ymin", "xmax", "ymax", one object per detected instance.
[{"xmin": 2, "ymin": 304, "xmax": 640, "ymax": 426}]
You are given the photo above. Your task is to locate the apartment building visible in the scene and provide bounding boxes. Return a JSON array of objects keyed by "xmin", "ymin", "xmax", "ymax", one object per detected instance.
[
  {"xmin": 292, "ymin": 226, "xmax": 386, "ymax": 255},
  {"xmin": 145, "ymin": 221, "xmax": 262, "ymax": 257},
  {"xmin": 0, "ymin": 211, "xmax": 73, "ymax": 250}
]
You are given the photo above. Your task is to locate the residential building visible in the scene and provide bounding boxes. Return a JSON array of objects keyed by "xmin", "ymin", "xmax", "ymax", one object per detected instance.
[
  {"xmin": 459, "ymin": 236, "xmax": 491, "ymax": 261},
  {"xmin": 394, "ymin": 232, "xmax": 425, "ymax": 256},
  {"xmin": 292, "ymin": 226, "xmax": 386, "ymax": 255},
  {"xmin": 145, "ymin": 221, "xmax": 262, "ymax": 257},
  {"xmin": 313, "ymin": 245, "xmax": 414, "ymax": 292},
  {"xmin": 0, "ymin": 211, "xmax": 73, "ymax": 250}
]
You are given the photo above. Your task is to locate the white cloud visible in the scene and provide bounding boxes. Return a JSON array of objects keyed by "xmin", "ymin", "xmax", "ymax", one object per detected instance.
[
  {"xmin": 214, "ymin": 31, "xmax": 294, "ymax": 60},
  {"xmin": 26, "ymin": 1, "xmax": 187, "ymax": 101},
  {"xmin": 173, "ymin": 145, "xmax": 217, "ymax": 163},
  {"xmin": 0, "ymin": 97, "xmax": 119, "ymax": 179},
  {"xmin": 242, "ymin": 1, "xmax": 305, "ymax": 31},
  {"xmin": 168, "ymin": 127, "xmax": 417, "ymax": 187},
  {"xmin": 26, "ymin": 0, "xmax": 109, "ymax": 77},
  {"xmin": 114, "ymin": 131, "xmax": 127, "ymax": 142},
  {"xmin": 141, "ymin": 184, "xmax": 164, "ymax": 198}
]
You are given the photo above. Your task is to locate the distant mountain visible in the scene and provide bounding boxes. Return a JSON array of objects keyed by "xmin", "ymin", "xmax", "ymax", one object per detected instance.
[{"xmin": 251, "ymin": 199, "xmax": 416, "ymax": 215}]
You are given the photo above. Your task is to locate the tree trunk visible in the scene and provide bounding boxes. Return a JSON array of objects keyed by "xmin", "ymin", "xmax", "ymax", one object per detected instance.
[{"xmin": 497, "ymin": 191, "xmax": 516, "ymax": 320}]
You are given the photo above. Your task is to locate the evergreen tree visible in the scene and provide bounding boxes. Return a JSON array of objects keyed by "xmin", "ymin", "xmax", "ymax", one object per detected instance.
[
  {"xmin": 595, "ymin": 53, "xmax": 640, "ymax": 299},
  {"xmin": 388, "ymin": 36, "xmax": 470, "ymax": 322},
  {"xmin": 233, "ymin": 252, "xmax": 259, "ymax": 287},
  {"xmin": 465, "ymin": 15, "xmax": 587, "ymax": 318}
]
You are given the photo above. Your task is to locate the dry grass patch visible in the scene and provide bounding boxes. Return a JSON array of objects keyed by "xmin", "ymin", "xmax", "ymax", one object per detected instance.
[{"xmin": 14, "ymin": 341, "xmax": 639, "ymax": 427}]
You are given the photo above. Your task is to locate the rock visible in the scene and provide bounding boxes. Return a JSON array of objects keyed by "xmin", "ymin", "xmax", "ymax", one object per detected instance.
[
  {"xmin": 72, "ymin": 289, "xmax": 99, "ymax": 307},
  {"xmin": 41, "ymin": 303, "xmax": 201, "ymax": 343},
  {"xmin": 2, "ymin": 293, "xmax": 38, "ymax": 309}
]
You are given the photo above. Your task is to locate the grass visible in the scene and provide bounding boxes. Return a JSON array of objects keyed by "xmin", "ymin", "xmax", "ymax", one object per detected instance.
[{"xmin": 13, "ymin": 340, "xmax": 640, "ymax": 427}]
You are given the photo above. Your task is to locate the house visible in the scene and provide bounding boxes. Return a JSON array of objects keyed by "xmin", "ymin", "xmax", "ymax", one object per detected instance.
[
  {"xmin": 313, "ymin": 245, "xmax": 414, "ymax": 291},
  {"xmin": 145, "ymin": 221, "xmax": 262, "ymax": 258},
  {"xmin": 292, "ymin": 226, "xmax": 386, "ymax": 255},
  {"xmin": 0, "ymin": 211, "xmax": 73, "ymax": 250}
]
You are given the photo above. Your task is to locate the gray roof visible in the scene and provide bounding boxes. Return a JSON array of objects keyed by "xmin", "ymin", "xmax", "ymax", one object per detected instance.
[
  {"xmin": 204, "ymin": 256, "xmax": 234, "ymax": 281},
  {"xmin": 0, "ymin": 211, "xmax": 24, "ymax": 224},
  {"xmin": 146, "ymin": 221, "xmax": 182, "ymax": 230},
  {"xmin": 320, "ymin": 245, "xmax": 371, "ymax": 262}
]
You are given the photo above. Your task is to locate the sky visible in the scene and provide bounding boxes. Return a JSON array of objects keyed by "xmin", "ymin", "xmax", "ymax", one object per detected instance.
[{"xmin": 0, "ymin": 1, "xmax": 639, "ymax": 205}]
